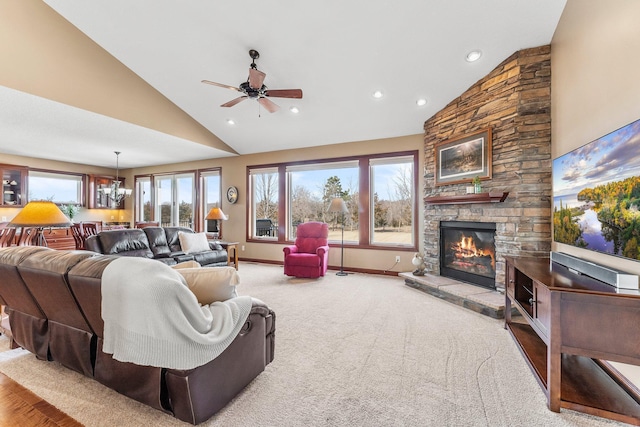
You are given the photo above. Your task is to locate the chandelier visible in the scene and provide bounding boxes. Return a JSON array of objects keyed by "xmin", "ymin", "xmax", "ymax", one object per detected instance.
[{"xmin": 101, "ymin": 151, "xmax": 132, "ymax": 204}]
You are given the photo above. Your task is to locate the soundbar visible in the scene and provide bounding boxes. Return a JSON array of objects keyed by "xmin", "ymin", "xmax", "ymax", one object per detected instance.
[{"xmin": 550, "ymin": 252, "xmax": 639, "ymax": 290}]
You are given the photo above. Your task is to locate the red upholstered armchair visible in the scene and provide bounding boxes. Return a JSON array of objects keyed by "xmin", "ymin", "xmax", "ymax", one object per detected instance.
[{"xmin": 283, "ymin": 222, "xmax": 330, "ymax": 278}]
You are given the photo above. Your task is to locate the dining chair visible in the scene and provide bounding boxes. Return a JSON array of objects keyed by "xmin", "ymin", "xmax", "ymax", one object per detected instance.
[
  {"xmin": 0, "ymin": 227, "xmax": 16, "ymax": 247},
  {"xmin": 70, "ymin": 223, "xmax": 85, "ymax": 249}
]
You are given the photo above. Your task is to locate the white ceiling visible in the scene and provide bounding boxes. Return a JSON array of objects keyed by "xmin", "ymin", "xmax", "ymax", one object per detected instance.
[{"xmin": 1, "ymin": 1, "xmax": 566, "ymax": 169}]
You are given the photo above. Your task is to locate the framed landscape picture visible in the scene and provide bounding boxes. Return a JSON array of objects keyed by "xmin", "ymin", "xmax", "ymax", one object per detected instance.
[{"xmin": 434, "ymin": 128, "xmax": 492, "ymax": 186}]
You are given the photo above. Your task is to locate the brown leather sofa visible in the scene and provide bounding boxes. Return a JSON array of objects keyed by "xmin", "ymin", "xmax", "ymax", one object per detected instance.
[
  {"xmin": 0, "ymin": 246, "xmax": 275, "ymax": 424},
  {"xmin": 85, "ymin": 226, "xmax": 228, "ymax": 267}
]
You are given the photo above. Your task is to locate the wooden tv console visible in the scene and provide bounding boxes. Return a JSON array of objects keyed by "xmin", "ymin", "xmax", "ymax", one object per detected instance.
[{"xmin": 505, "ymin": 256, "xmax": 640, "ymax": 425}]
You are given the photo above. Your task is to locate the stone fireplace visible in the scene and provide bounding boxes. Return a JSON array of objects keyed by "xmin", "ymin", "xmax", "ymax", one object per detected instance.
[
  {"xmin": 440, "ymin": 221, "xmax": 496, "ymax": 289},
  {"xmin": 421, "ymin": 46, "xmax": 553, "ymax": 291}
]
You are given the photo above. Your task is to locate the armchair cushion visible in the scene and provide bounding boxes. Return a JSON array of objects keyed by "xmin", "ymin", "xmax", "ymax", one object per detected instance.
[
  {"xmin": 99, "ymin": 229, "xmax": 154, "ymax": 259},
  {"xmin": 143, "ymin": 227, "xmax": 171, "ymax": 257},
  {"xmin": 178, "ymin": 232, "xmax": 210, "ymax": 254},
  {"xmin": 165, "ymin": 227, "xmax": 194, "ymax": 252},
  {"xmin": 175, "ymin": 266, "xmax": 239, "ymax": 305},
  {"xmin": 284, "ymin": 252, "xmax": 323, "ymax": 267}
]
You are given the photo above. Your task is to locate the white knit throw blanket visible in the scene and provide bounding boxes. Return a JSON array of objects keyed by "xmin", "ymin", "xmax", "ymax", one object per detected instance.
[{"xmin": 101, "ymin": 257, "xmax": 252, "ymax": 370}]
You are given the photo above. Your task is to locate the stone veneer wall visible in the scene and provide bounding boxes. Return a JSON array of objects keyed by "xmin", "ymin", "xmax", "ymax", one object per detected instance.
[{"xmin": 423, "ymin": 45, "xmax": 552, "ymax": 289}]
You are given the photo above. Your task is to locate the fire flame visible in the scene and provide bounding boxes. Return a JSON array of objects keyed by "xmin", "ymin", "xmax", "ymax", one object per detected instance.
[{"xmin": 452, "ymin": 234, "xmax": 495, "ymax": 269}]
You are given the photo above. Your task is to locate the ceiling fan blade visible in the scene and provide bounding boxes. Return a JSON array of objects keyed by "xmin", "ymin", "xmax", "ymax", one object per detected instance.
[
  {"xmin": 258, "ymin": 97, "xmax": 280, "ymax": 113},
  {"xmin": 221, "ymin": 96, "xmax": 248, "ymax": 107},
  {"xmin": 201, "ymin": 80, "xmax": 241, "ymax": 92},
  {"xmin": 265, "ymin": 89, "xmax": 303, "ymax": 99},
  {"xmin": 248, "ymin": 68, "xmax": 266, "ymax": 88}
]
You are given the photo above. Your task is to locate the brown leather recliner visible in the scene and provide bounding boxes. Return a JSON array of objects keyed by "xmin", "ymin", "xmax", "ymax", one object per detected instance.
[
  {"xmin": 0, "ymin": 246, "xmax": 51, "ymax": 359},
  {"xmin": 0, "ymin": 246, "xmax": 276, "ymax": 425},
  {"xmin": 17, "ymin": 249, "xmax": 97, "ymax": 376}
]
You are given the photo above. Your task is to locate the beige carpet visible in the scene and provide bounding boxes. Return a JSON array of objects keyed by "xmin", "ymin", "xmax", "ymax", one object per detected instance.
[{"xmin": 0, "ymin": 263, "xmax": 627, "ymax": 426}]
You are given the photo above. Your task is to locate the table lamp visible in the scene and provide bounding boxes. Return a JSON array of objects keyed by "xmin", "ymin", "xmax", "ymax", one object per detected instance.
[
  {"xmin": 205, "ymin": 207, "xmax": 228, "ymax": 240},
  {"xmin": 8, "ymin": 201, "xmax": 72, "ymax": 246}
]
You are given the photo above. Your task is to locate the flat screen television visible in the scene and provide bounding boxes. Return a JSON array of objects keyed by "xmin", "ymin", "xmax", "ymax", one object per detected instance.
[{"xmin": 553, "ymin": 117, "xmax": 640, "ymax": 261}]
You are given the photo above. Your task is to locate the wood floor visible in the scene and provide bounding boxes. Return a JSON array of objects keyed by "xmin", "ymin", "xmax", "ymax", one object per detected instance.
[
  {"xmin": 0, "ymin": 372, "xmax": 82, "ymax": 427},
  {"xmin": 0, "ymin": 312, "xmax": 81, "ymax": 426}
]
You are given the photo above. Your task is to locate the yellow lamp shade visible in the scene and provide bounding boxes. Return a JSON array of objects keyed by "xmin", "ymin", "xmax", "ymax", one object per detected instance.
[
  {"xmin": 205, "ymin": 207, "xmax": 228, "ymax": 221},
  {"xmin": 9, "ymin": 201, "xmax": 72, "ymax": 227}
]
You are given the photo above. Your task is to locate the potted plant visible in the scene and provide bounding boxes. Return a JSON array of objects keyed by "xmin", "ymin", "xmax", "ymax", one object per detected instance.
[
  {"xmin": 60, "ymin": 204, "xmax": 79, "ymax": 223},
  {"xmin": 472, "ymin": 176, "xmax": 482, "ymax": 194}
]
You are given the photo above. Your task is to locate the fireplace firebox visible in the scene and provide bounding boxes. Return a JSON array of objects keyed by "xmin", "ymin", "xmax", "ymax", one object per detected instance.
[{"xmin": 440, "ymin": 221, "xmax": 497, "ymax": 289}]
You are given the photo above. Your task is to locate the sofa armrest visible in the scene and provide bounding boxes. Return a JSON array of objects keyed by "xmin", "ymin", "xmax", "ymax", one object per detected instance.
[
  {"xmin": 283, "ymin": 245, "xmax": 298, "ymax": 256},
  {"xmin": 249, "ymin": 297, "xmax": 272, "ymax": 317},
  {"xmin": 316, "ymin": 245, "xmax": 330, "ymax": 257},
  {"xmin": 84, "ymin": 235, "xmax": 102, "ymax": 253},
  {"xmin": 208, "ymin": 241, "xmax": 223, "ymax": 251}
]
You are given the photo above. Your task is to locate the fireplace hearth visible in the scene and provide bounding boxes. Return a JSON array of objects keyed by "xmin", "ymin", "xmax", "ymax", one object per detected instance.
[{"xmin": 440, "ymin": 221, "xmax": 497, "ymax": 289}]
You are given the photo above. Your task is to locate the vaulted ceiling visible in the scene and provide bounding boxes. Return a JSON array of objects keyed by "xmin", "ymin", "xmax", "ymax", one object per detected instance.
[{"xmin": 0, "ymin": 0, "xmax": 566, "ymax": 168}]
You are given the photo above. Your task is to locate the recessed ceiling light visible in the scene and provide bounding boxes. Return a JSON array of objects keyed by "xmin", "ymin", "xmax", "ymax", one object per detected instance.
[
  {"xmin": 372, "ymin": 90, "xmax": 384, "ymax": 99},
  {"xmin": 466, "ymin": 50, "xmax": 482, "ymax": 62},
  {"xmin": 416, "ymin": 98, "xmax": 427, "ymax": 107},
  {"xmin": 289, "ymin": 106, "xmax": 300, "ymax": 114},
  {"xmin": 226, "ymin": 119, "xmax": 235, "ymax": 125}
]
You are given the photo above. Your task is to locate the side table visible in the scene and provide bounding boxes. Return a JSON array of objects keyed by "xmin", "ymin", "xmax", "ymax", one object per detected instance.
[{"xmin": 212, "ymin": 241, "xmax": 239, "ymax": 270}]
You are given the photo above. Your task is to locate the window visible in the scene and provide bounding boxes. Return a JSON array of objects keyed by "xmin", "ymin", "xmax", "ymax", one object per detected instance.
[
  {"xmin": 135, "ymin": 170, "xmax": 216, "ymax": 232},
  {"xmin": 248, "ymin": 151, "xmax": 418, "ymax": 249},
  {"xmin": 28, "ymin": 170, "xmax": 84, "ymax": 205},
  {"xmin": 200, "ymin": 170, "xmax": 221, "ymax": 232},
  {"xmin": 155, "ymin": 173, "xmax": 195, "ymax": 228},
  {"xmin": 135, "ymin": 177, "xmax": 152, "ymax": 222},
  {"xmin": 249, "ymin": 167, "xmax": 279, "ymax": 239},
  {"xmin": 370, "ymin": 156, "xmax": 414, "ymax": 246},
  {"xmin": 287, "ymin": 160, "xmax": 359, "ymax": 241}
]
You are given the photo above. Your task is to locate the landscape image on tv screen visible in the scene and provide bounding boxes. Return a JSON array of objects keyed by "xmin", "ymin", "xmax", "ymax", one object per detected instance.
[{"xmin": 553, "ymin": 117, "xmax": 640, "ymax": 261}]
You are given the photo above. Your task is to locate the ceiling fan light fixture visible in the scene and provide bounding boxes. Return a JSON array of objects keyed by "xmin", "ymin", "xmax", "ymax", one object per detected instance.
[
  {"xmin": 226, "ymin": 119, "xmax": 235, "ymax": 125},
  {"xmin": 372, "ymin": 90, "xmax": 384, "ymax": 99},
  {"xmin": 466, "ymin": 50, "xmax": 482, "ymax": 62},
  {"xmin": 416, "ymin": 98, "xmax": 427, "ymax": 106},
  {"xmin": 202, "ymin": 49, "xmax": 303, "ymax": 115},
  {"xmin": 289, "ymin": 106, "xmax": 300, "ymax": 114}
]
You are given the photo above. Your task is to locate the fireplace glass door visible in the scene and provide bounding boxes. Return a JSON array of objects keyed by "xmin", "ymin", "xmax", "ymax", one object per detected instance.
[{"xmin": 440, "ymin": 221, "xmax": 496, "ymax": 289}]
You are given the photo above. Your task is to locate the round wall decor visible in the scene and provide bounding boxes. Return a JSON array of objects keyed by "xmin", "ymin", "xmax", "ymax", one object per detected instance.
[{"xmin": 226, "ymin": 186, "xmax": 238, "ymax": 204}]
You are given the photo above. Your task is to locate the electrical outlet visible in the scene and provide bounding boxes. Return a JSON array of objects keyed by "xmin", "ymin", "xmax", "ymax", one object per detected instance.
[
  {"xmin": 395, "ymin": 256, "xmax": 401, "ymax": 263},
  {"xmin": 241, "ymin": 245, "xmax": 245, "ymax": 251},
  {"xmin": 1, "ymin": 216, "xmax": 6, "ymax": 222},
  {"xmin": 110, "ymin": 215, "xmax": 114, "ymax": 220}
]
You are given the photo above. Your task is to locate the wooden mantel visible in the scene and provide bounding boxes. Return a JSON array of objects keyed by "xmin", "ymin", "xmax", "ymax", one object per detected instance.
[{"xmin": 424, "ymin": 192, "xmax": 509, "ymax": 205}]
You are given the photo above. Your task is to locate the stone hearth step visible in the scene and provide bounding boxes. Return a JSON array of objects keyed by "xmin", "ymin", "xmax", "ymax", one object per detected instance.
[{"xmin": 400, "ymin": 272, "xmax": 507, "ymax": 319}]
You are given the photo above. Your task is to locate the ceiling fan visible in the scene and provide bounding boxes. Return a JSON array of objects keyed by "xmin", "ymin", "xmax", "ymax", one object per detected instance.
[{"xmin": 202, "ymin": 49, "xmax": 303, "ymax": 113}]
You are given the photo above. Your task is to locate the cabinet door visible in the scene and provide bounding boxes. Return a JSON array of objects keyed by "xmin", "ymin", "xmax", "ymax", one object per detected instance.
[
  {"xmin": 533, "ymin": 281, "xmax": 551, "ymax": 337},
  {"xmin": 89, "ymin": 175, "xmax": 125, "ymax": 209},
  {"xmin": 1, "ymin": 165, "xmax": 28, "ymax": 207}
]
